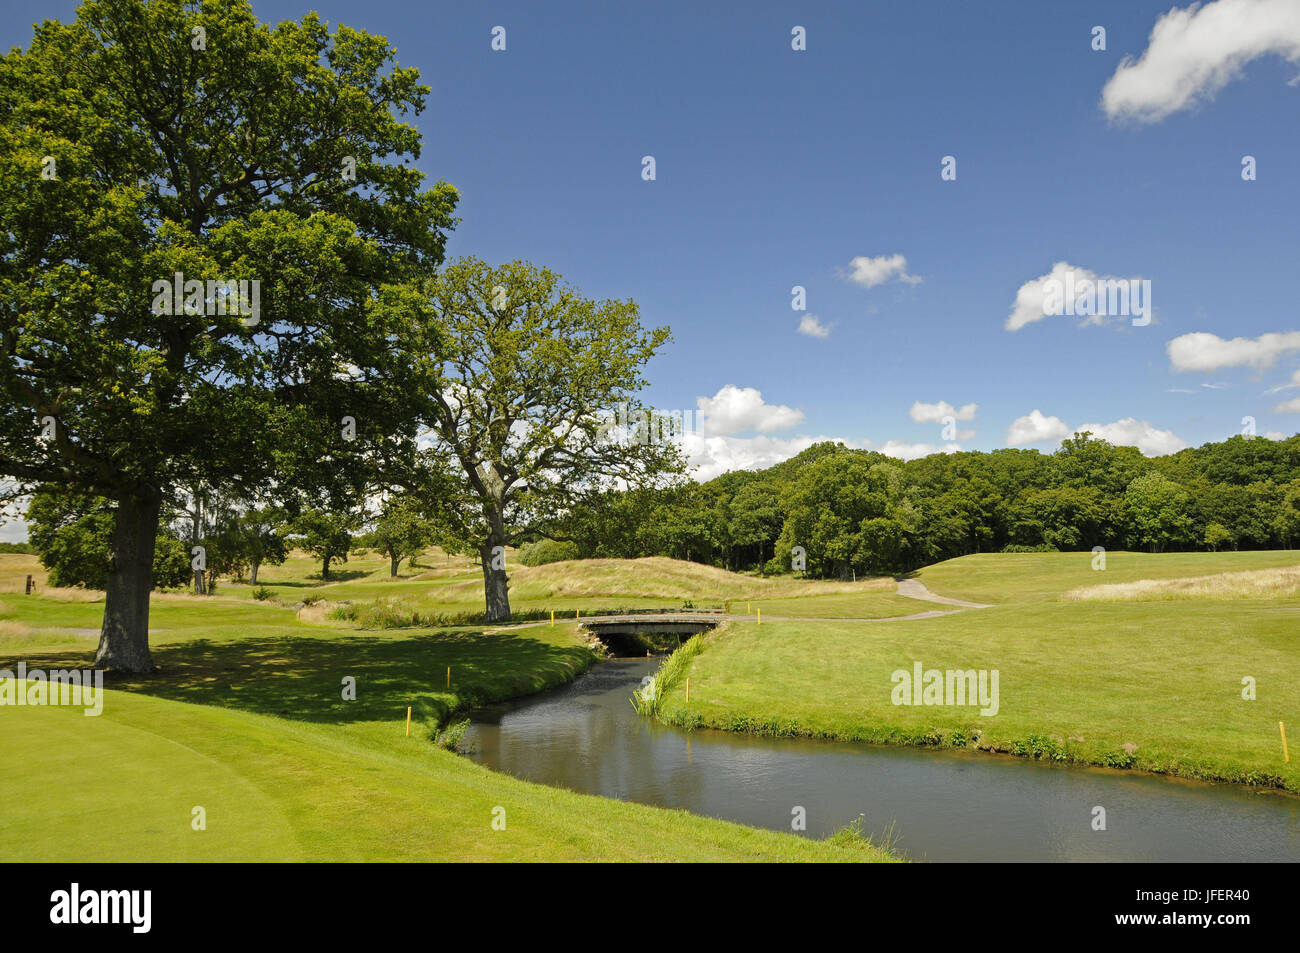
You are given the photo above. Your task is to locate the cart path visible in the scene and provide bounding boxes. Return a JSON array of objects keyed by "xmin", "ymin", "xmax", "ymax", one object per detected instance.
[{"xmin": 894, "ymin": 578, "xmax": 995, "ymax": 609}]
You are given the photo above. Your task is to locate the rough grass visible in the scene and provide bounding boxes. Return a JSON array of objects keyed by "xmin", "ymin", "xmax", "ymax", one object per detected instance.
[{"xmin": 1065, "ymin": 565, "xmax": 1300, "ymax": 602}]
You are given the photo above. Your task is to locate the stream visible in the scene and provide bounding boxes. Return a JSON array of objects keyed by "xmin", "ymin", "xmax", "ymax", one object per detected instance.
[{"xmin": 465, "ymin": 658, "xmax": 1300, "ymax": 862}]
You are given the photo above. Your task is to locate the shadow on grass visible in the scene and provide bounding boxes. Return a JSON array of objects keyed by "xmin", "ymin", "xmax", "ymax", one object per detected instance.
[{"xmin": 15, "ymin": 630, "xmax": 593, "ymax": 730}]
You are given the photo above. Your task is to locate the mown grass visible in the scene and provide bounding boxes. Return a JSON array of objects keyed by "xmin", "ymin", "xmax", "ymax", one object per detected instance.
[
  {"xmin": 914, "ymin": 549, "xmax": 1300, "ymax": 605},
  {"xmin": 0, "ymin": 550, "xmax": 903, "ymax": 861},
  {"xmin": 655, "ymin": 552, "xmax": 1300, "ymax": 793},
  {"xmin": 0, "ymin": 690, "xmax": 897, "ymax": 861}
]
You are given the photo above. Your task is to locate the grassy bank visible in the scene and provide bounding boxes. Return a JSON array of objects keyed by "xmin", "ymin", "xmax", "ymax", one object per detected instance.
[
  {"xmin": 0, "ymin": 689, "xmax": 897, "ymax": 861},
  {"xmin": 652, "ymin": 552, "xmax": 1300, "ymax": 793},
  {"xmin": 0, "ymin": 551, "xmax": 901, "ymax": 861}
]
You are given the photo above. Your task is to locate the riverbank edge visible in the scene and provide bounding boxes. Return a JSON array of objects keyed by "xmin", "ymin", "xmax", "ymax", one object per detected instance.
[
  {"xmin": 419, "ymin": 629, "xmax": 603, "ymax": 738},
  {"xmin": 651, "ymin": 626, "xmax": 1299, "ymax": 796},
  {"xmin": 454, "ymin": 631, "xmax": 905, "ymax": 860}
]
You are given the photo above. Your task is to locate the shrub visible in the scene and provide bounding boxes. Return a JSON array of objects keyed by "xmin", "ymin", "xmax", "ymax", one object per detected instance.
[
  {"xmin": 251, "ymin": 586, "xmax": 274, "ymax": 602},
  {"xmin": 518, "ymin": 539, "xmax": 580, "ymax": 566},
  {"xmin": 435, "ymin": 718, "xmax": 471, "ymax": 752},
  {"xmin": 1000, "ymin": 543, "xmax": 1059, "ymax": 553}
]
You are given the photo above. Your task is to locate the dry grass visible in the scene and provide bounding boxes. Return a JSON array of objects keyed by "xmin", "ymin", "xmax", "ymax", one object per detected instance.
[
  {"xmin": 1064, "ymin": 565, "xmax": 1300, "ymax": 602},
  {"xmin": 437, "ymin": 556, "xmax": 894, "ymax": 603}
]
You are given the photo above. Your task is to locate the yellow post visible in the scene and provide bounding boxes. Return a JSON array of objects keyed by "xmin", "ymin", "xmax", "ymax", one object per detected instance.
[
  {"xmin": 405, "ymin": 706, "xmax": 412, "ymax": 737},
  {"xmin": 685, "ymin": 678, "xmax": 690, "ymax": 703},
  {"xmin": 1282, "ymin": 721, "xmax": 1290, "ymax": 762},
  {"xmin": 550, "ymin": 609, "xmax": 554, "ymax": 626},
  {"xmin": 576, "ymin": 608, "xmax": 580, "ymax": 620},
  {"xmin": 747, "ymin": 601, "xmax": 750, "ymax": 615},
  {"xmin": 757, "ymin": 608, "xmax": 761, "ymax": 625},
  {"xmin": 447, "ymin": 666, "xmax": 450, "ymax": 689}
]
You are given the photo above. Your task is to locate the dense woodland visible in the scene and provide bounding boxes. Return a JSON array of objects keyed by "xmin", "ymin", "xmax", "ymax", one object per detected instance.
[{"xmin": 557, "ymin": 432, "xmax": 1300, "ymax": 578}]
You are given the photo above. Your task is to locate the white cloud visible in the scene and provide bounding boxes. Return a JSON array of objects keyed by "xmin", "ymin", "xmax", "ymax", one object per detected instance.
[
  {"xmin": 1273, "ymin": 396, "xmax": 1300, "ymax": 413},
  {"xmin": 681, "ymin": 430, "xmax": 961, "ymax": 479},
  {"xmin": 843, "ymin": 254, "xmax": 922, "ymax": 289},
  {"xmin": 1167, "ymin": 331, "xmax": 1300, "ymax": 371},
  {"xmin": 875, "ymin": 440, "xmax": 962, "ymax": 461},
  {"xmin": 1264, "ymin": 430, "xmax": 1288, "ymax": 440},
  {"xmin": 1101, "ymin": 0, "xmax": 1300, "ymax": 123},
  {"xmin": 1005, "ymin": 261, "xmax": 1149, "ymax": 331},
  {"xmin": 1006, "ymin": 410, "xmax": 1071, "ymax": 446},
  {"xmin": 682, "ymin": 433, "xmax": 865, "ymax": 481},
  {"xmin": 695, "ymin": 385, "xmax": 804, "ymax": 436},
  {"xmin": 1265, "ymin": 369, "xmax": 1300, "ymax": 393},
  {"xmin": 909, "ymin": 400, "xmax": 978, "ymax": 423},
  {"xmin": 1073, "ymin": 418, "xmax": 1189, "ymax": 456},
  {"xmin": 797, "ymin": 314, "xmax": 831, "ymax": 338}
]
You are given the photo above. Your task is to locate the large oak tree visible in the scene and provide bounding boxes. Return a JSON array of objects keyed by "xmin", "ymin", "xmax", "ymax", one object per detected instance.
[{"xmin": 0, "ymin": 0, "xmax": 455, "ymax": 671}]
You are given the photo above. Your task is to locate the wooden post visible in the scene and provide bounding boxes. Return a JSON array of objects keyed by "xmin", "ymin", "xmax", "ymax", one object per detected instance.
[
  {"xmin": 25, "ymin": 574, "xmax": 33, "ymax": 595},
  {"xmin": 1282, "ymin": 721, "xmax": 1290, "ymax": 762},
  {"xmin": 405, "ymin": 706, "xmax": 412, "ymax": 737}
]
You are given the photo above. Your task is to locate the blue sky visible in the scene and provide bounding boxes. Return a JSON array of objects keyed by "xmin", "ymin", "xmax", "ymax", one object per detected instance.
[{"xmin": 5, "ymin": 0, "xmax": 1300, "ymax": 491}]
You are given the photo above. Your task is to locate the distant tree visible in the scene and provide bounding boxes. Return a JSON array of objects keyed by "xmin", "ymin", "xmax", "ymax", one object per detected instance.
[
  {"xmin": 365, "ymin": 496, "xmax": 431, "ymax": 578},
  {"xmin": 415, "ymin": 257, "xmax": 683, "ymax": 621},
  {"xmin": 233, "ymin": 507, "xmax": 291, "ymax": 585},
  {"xmin": 1204, "ymin": 523, "xmax": 1234, "ymax": 552},
  {"xmin": 729, "ymin": 481, "xmax": 782, "ymax": 572},
  {"xmin": 1125, "ymin": 472, "xmax": 1194, "ymax": 553},
  {"xmin": 1273, "ymin": 480, "xmax": 1300, "ymax": 548},
  {"xmin": 293, "ymin": 507, "xmax": 360, "ymax": 580},
  {"xmin": 1055, "ymin": 432, "xmax": 1149, "ymax": 496}
]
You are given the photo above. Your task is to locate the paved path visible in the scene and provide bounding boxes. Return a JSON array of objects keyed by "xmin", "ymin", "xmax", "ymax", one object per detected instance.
[{"xmin": 894, "ymin": 578, "xmax": 995, "ymax": 609}]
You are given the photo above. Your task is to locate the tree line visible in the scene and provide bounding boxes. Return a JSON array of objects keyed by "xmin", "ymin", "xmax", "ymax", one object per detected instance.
[{"xmin": 557, "ymin": 433, "xmax": 1300, "ymax": 577}]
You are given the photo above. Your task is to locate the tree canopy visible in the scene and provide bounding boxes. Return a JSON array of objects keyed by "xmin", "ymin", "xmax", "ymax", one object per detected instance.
[{"xmin": 0, "ymin": 0, "xmax": 456, "ymax": 670}]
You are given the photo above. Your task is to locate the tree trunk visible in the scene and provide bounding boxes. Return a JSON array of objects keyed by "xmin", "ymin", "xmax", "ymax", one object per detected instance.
[
  {"xmin": 480, "ymin": 525, "xmax": 511, "ymax": 623},
  {"xmin": 322, "ymin": 555, "xmax": 331, "ymax": 580},
  {"xmin": 94, "ymin": 489, "xmax": 162, "ymax": 673},
  {"xmin": 249, "ymin": 560, "xmax": 260, "ymax": 585},
  {"xmin": 481, "ymin": 536, "xmax": 511, "ymax": 621},
  {"xmin": 390, "ymin": 553, "xmax": 400, "ymax": 578}
]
